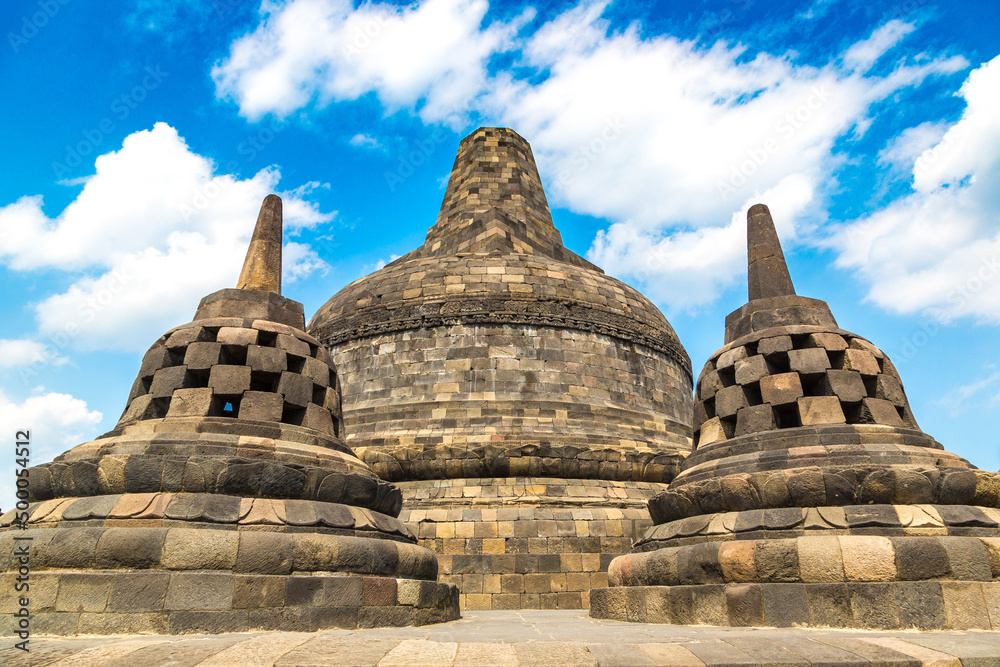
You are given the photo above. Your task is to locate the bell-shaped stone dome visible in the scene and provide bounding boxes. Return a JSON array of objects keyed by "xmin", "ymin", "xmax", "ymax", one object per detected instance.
[
  {"xmin": 309, "ymin": 128, "xmax": 692, "ymax": 483},
  {"xmin": 307, "ymin": 127, "xmax": 694, "ymax": 611},
  {"xmin": 591, "ymin": 204, "xmax": 1000, "ymax": 631},
  {"xmin": 1, "ymin": 195, "xmax": 459, "ymax": 635}
]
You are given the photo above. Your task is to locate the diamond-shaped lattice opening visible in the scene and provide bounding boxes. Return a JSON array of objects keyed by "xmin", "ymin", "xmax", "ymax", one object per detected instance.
[
  {"xmin": 281, "ymin": 403, "xmax": 306, "ymax": 426},
  {"xmin": 221, "ymin": 345, "xmax": 248, "ymax": 365},
  {"xmin": 211, "ymin": 394, "xmax": 241, "ymax": 418},
  {"xmin": 250, "ymin": 370, "xmax": 280, "ymax": 392},
  {"xmin": 287, "ymin": 355, "xmax": 306, "ymax": 374},
  {"xmin": 257, "ymin": 330, "xmax": 278, "ymax": 347}
]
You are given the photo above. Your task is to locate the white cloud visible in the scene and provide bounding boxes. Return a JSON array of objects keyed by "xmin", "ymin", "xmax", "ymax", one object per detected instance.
[
  {"xmin": 832, "ymin": 56, "xmax": 1000, "ymax": 322},
  {"xmin": 0, "ymin": 122, "xmax": 334, "ymax": 351},
  {"xmin": 213, "ymin": 0, "xmax": 970, "ymax": 310},
  {"xmin": 842, "ymin": 20, "xmax": 915, "ymax": 72},
  {"xmin": 212, "ymin": 0, "xmax": 529, "ymax": 126},
  {"xmin": 0, "ymin": 390, "xmax": 103, "ymax": 512},
  {"xmin": 0, "ymin": 339, "xmax": 69, "ymax": 369},
  {"xmin": 349, "ymin": 133, "xmax": 382, "ymax": 149}
]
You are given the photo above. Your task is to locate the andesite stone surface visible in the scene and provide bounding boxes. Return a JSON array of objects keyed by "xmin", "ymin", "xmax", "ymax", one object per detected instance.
[
  {"xmin": 590, "ymin": 203, "xmax": 1000, "ymax": 630},
  {"xmin": 0, "ymin": 196, "xmax": 459, "ymax": 635},
  {"xmin": 308, "ymin": 127, "xmax": 694, "ymax": 610}
]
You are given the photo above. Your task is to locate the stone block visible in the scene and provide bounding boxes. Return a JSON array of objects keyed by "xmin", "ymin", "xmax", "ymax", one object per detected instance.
[
  {"xmin": 892, "ymin": 537, "xmax": 950, "ymax": 581},
  {"xmin": 697, "ymin": 417, "xmax": 731, "ymax": 447},
  {"xmin": 857, "ymin": 397, "xmax": 904, "ymax": 427},
  {"xmin": 717, "ymin": 346, "xmax": 748, "ymax": 369},
  {"xmin": 735, "ymin": 404, "xmax": 775, "ymax": 436},
  {"xmin": 797, "ymin": 396, "xmax": 845, "ymax": 426},
  {"xmin": 715, "ymin": 385, "xmax": 749, "ymax": 419},
  {"xmin": 162, "ymin": 528, "xmax": 239, "ymax": 570},
  {"xmin": 165, "ymin": 326, "xmax": 211, "ymax": 349},
  {"xmin": 875, "ymin": 374, "xmax": 906, "ymax": 407},
  {"xmin": 302, "ymin": 403, "xmax": 335, "ymax": 434},
  {"xmin": 807, "ymin": 332, "xmax": 848, "ymax": 351},
  {"xmin": 55, "ymin": 573, "xmax": 113, "ymax": 612},
  {"xmin": 762, "ymin": 583, "xmax": 809, "ymax": 627},
  {"xmin": 788, "ymin": 348, "xmax": 830, "ymax": 376},
  {"xmin": 234, "ymin": 575, "xmax": 288, "ymax": 609},
  {"xmin": 108, "ymin": 572, "xmax": 170, "ymax": 612},
  {"xmin": 797, "ymin": 536, "xmax": 844, "ymax": 583},
  {"xmin": 276, "ymin": 333, "xmax": 311, "ymax": 357},
  {"xmin": 840, "ymin": 348, "xmax": 880, "ymax": 376},
  {"xmin": 166, "ymin": 387, "xmax": 214, "ymax": 418},
  {"xmin": 209, "ymin": 365, "xmax": 252, "ymax": 395},
  {"xmin": 165, "ymin": 572, "xmax": 235, "ymax": 611},
  {"xmin": 726, "ymin": 583, "xmax": 764, "ymax": 626},
  {"xmin": 238, "ymin": 391, "xmax": 284, "ymax": 422},
  {"xmin": 894, "ymin": 581, "xmax": 947, "ymax": 630},
  {"xmin": 95, "ymin": 527, "xmax": 167, "ymax": 569},
  {"xmin": 698, "ymin": 369, "xmax": 724, "ymax": 400},
  {"xmin": 818, "ymin": 369, "xmax": 865, "ymax": 403},
  {"xmin": 217, "ymin": 326, "xmax": 258, "ymax": 346},
  {"xmin": 757, "ymin": 335, "xmax": 792, "ymax": 358},
  {"xmin": 301, "ymin": 356, "xmax": 331, "ymax": 386},
  {"xmin": 119, "ymin": 394, "xmax": 159, "ymax": 423},
  {"xmin": 139, "ymin": 346, "xmax": 173, "ymax": 379},
  {"xmin": 735, "ymin": 355, "xmax": 769, "ymax": 385},
  {"xmin": 236, "ymin": 532, "xmax": 293, "ymax": 575},
  {"xmin": 849, "ymin": 583, "xmax": 900, "ymax": 629},
  {"xmin": 759, "ymin": 372, "xmax": 803, "ymax": 406},
  {"xmin": 184, "ymin": 342, "xmax": 223, "ymax": 370},
  {"xmin": 247, "ymin": 344, "xmax": 287, "ymax": 373},
  {"xmin": 150, "ymin": 365, "xmax": 191, "ymax": 398},
  {"xmin": 278, "ymin": 372, "xmax": 313, "ymax": 407},
  {"xmin": 840, "ymin": 536, "xmax": 895, "ymax": 581}
]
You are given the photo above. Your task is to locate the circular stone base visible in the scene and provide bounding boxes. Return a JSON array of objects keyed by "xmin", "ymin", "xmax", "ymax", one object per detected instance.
[
  {"xmin": 0, "ymin": 571, "xmax": 459, "ymax": 636},
  {"xmin": 590, "ymin": 581, "xmax": 1000, "ymax": 630},
  {"xmin": 396, "ymin": 477, "xmax": 667, "ymax": 610}
]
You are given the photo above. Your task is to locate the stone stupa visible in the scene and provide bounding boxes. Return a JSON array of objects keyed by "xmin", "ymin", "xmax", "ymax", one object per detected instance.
[
  {"xmin": 308, "ymin": 128, "xmax": 694, "ymax": 610},
  {"xmin": 0, "ymin": 195, "xmax": 459, "ymax": 635},
  {"xmin": 591, "ymin": 204, "xmax": 1000, "ymax": 630}
]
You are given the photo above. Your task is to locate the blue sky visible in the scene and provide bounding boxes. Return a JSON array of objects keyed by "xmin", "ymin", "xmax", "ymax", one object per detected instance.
[{"xmin": 1, "ymin": 0, "xmax": 999, "ymax": 509}]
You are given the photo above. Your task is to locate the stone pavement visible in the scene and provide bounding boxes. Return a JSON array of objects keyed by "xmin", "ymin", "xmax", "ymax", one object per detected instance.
[{"xmin": 5, "ymin": 610, "xmax": 1000, "ymax": 666}]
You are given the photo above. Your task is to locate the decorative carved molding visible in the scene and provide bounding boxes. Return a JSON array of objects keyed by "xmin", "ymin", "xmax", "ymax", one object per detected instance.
[{"xmin": 312, "ymin": 295, "xmax": 692, "ymax": 379}]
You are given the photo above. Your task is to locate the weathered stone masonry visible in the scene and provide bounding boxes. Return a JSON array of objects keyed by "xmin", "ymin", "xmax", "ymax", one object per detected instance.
[{"xmin": 309, "ymin": 128, "xmax": 694, "ymax": 610}]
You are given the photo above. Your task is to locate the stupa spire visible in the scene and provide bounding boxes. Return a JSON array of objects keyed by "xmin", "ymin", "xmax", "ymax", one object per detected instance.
[
  {"xmin": 746, "ymin": 202, "xmax": 796, "ymax": 301},
  {"xmin": 236, "ymin": 193, "xmax": 283, "ymax": 294}
]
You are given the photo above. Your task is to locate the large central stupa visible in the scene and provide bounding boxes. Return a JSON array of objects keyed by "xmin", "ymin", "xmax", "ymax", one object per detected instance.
[{"xmin": 308, "ymin": 127, "xmax": 694, "ymax": 609}]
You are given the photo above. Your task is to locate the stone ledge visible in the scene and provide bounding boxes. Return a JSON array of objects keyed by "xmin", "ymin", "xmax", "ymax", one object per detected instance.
[
  {"xmin": 590, "ymin": 581, "xmax": 1000, "ymax": 630},
  {"xmin": 0, "ymin": 572, "xmax": 459, "ymax": 636}
]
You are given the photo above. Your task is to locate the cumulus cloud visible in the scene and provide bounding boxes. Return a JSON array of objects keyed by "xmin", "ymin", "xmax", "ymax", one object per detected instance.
[
  {"xmin": 349, "ymin": 133, "xmax": 382, "ymax": 150},
  {"xmin": 212, "ymin": 0, "xmax": 530, "ymax": 126},
  {"xmin": 0, "ymin": 390, "xmax": 102, "ymax": 511},
  {"xmin": 0, "ymin": 122, "xmax": 334, "ymax": 351},
  {"xmin": 832, "ymin": 56, "xmax": 1000, "ymax": 322},
  {"xmin": 213, "ymin": 0, "xmax": 970, "ymax": 310},
  {"xmin": 0, "ymin": 339, "xmax": 69, "ymax": 369}
]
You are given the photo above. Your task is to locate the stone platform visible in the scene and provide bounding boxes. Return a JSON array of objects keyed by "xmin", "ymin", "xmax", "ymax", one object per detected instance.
[{"xmin": 6, "ymin": 610, "xmax": 1000, "ymax": 666}]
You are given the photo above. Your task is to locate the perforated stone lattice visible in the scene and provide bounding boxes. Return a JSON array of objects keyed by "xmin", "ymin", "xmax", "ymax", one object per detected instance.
[
  {"xmin": 694, "ymin": 329, "xmax": 918, "ymax": 448},
  {"xmin": 118, "ymin": 317, "xmax": 343, "ymax": 437}
]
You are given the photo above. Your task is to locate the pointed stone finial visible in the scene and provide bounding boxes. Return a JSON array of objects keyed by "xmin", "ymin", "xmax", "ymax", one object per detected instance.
[
  {"xmin": 746, "ymin": 203, "xmax": 795, "ymax": 301},
  {"xmin": 237, "ymin": 194, "xmax": 283, "ymax": 294}
]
